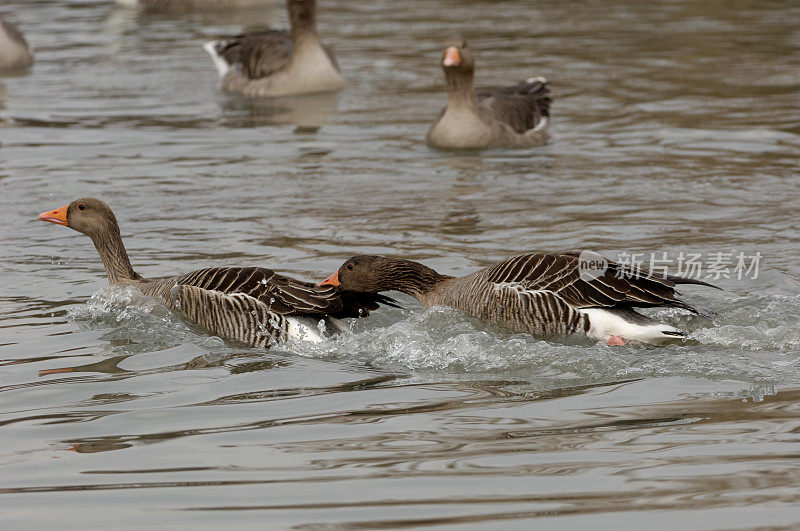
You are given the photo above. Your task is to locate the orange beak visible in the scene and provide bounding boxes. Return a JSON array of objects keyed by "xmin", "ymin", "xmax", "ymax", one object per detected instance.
[
  {"xmin": 316, "ymin": 270, "xmax": 340, "ymax": 287},
  {"xmin": 38, "ymin": 204, "xmax": 69, "ymax": 226},
  {"xmin": 443, "ymin": 46, "xmax": 461, "ymax": 67}
]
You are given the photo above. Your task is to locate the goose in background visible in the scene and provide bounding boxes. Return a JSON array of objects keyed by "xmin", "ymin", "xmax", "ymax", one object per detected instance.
[
  {"xmin": 426, "ymin": 37, "xmax": 550, "ymax": 149},
  {"xmin": 203, "ymin": 0, "xmax": 344, "ymax": 97},
  {"xmin": 38, "ymin": 198, "xmax": 396, "ymax": 348},
  {"xmin": 318, "ymin": 253, "xmax": 717, "ymax": 346},
  {"xmin": 0, "ymin": 17, "xmax": 33, "ymax": 71},
  {"xmin": 116, "ymin": 0, "xmax": 273, "ymax": 12}
]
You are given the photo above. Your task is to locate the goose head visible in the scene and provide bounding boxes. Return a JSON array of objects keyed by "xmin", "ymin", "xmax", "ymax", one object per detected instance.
[
  {"xmin": 38, "ymin": 197, "xmax": 120, "ymax": 240},
  {"xmin": 441, "ymin": 37, "xmax": 475, "ymax": 75},
  {"xmin": 318, "ymin": 255, "xmax": 395, "ymax": 293},
  {"xmin": 318, "ymin": 255, "xmax": 446, "ymax": 298}
]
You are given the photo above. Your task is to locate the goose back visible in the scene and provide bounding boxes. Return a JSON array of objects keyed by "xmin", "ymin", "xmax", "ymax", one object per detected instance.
[
  {"xmin": 479, "ymin": 252, "xmax": 708, "ymax": 312},
  {"xmin": 211, "ymin": 30, "xmax": 293, "ymax": 79},
  {"xmin": 476, "ymin": 78, "xmax": 550, "ymax": 135}
]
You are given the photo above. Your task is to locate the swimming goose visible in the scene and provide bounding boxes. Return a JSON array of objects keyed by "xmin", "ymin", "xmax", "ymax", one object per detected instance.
[
  {"xmin": 116, "ymin": 0, "xmax": 272, "ymax": 12},
  {"xmin": 426, "ymin": 38, "xmax": 550, "ymax": 149},
  {"xmin": 203, "ymin": 0, "xmax": 344, "ymax": 97},
  {"xmin": 0, "ymin": 17, "xmax": 33, "ymax": 71},
  {"xmin": 319, "ymin": 253, "xmax": 717, "ymax": 346},
  {"xmin": 38, "ymin": 198, "xmax": 395, "ymax": 348}
]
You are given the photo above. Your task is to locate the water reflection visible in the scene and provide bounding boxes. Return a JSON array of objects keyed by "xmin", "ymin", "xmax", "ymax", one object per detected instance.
[{"xmin": 219, "ymin": 92, "xmax": 341, "ymax": 129}]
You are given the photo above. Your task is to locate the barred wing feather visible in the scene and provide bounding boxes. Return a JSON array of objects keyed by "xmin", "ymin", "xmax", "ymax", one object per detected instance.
[{"xmin": 484, "ymin": 252, "xmax": 708, "ymax": 312}]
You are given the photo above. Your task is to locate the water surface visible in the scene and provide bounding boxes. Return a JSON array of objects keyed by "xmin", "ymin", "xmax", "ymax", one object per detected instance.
[{"xmin": 1, "ymin": 0, "xmax": 800, "ymax": 528}]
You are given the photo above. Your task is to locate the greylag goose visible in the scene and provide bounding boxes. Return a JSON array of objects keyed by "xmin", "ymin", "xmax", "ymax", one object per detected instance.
[
  {"xmin": 0, "ymin": 17, "xmax": 33, "ymax": 71},
  {"xmin": 38, "ymin": 198, "xmax": 395, "ymax": 348},
  {"xmin": 116, "ymin": 0, "xmax": 272, "ymax": 11},
  {"xmin": 203, "ymin": 0, "xmax": 344, "ymax": 97},
  {"xmin": 318, "ymin": 253, "xmax": 717, "ymax": 346},
  {"xmin": 426, "ymin": 37, "xmax": 550, "ymax": 149}
]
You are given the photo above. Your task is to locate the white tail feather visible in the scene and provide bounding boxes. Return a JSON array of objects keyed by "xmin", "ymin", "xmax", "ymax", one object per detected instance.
[
  {"xmin": 203, "ymin": 40, "xmax": 230, "ymax": 78},
  {"xmin": 531, "ymin": 116, "xmax": 548, "ymax": 134},
  {"xmin": 580, "ymin": 308, "xmax": 684, "ymax": 345}
]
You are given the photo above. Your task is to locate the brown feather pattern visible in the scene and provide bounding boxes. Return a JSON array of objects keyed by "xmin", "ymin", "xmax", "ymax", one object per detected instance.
[
  {"xmin": 140, "ymin": 266, "xmax": 394, "ymax": 347},
  {"xmin": 476, "ymin": 78, "xmax": 551, "ymax": 135},
  {"xmin": 214, "ymin": 30, "xmax": 293, "ymax": 80},
  {"xmin": 483, "ymin": 252, "xmax": 701, "ymax": 312}
]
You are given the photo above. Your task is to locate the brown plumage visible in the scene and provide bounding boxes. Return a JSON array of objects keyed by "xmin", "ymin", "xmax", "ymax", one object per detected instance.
[
  {"xmin": 0, "ymin": 17, "xmax": 33, "ymax": 71},
  {"xmin": 319, "ymin": 253, "xmax": 718, "ymax": 345},
  {"xmin": 426, "ymin": 37, "xmax": 551, "ymax": 149},
  {"xmin": 204, "ymin": 0, "xmax": 344, "ymax": 97},
  {"xmin": 38, "ymin": 198, "xmax": 396, "ymax": 348}
]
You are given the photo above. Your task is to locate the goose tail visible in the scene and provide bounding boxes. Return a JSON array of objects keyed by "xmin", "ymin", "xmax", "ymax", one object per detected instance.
[
  {"xmin": 203, "ymin": 40, "xmax": 230, "ymax": 78},
  {"xmin": 581, "ymin": 308, "xmax": 685, "ymax": 345}
]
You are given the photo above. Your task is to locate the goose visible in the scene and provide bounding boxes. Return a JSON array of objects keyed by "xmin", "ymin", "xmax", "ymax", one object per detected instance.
[
  {"xmin": 426, "ymin": 37, "xmax": 550, "ymax": 149},
  {"xmin": 318, "ymin": 253, "xmax": 718, "ymax": 346},
  {"xmin": 0, "ymin": 17, "xmax": 33, "ymax": 71},
  {"xmin": 38, "ymin": 198, "xmax": 396, "ymax": 348},
  {"xmin": 115, "ymin": 0, "xmax": 273, "ymax": 12},
  {"xmin": 203, "ymin": 0, "xmax": 344, "ymax": 97}
]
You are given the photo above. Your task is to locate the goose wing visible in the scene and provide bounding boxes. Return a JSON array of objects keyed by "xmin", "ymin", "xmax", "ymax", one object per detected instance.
[
  {"xmin": 162, "ymin": 267, "xmax": 396, "ymax": 347},
  {"xmin": 174, "ymin": 267, "xmax": 335, "ymax": 315},
  {"xmin": 213, "ymin": 30, "xmax": 292, "ymax": 79},
  {"xmin": 476, "ymin": 78, "xmax": 550, "ymax": 134},
  {"xmin": 483, "ymin": 252, "xmax": 713, "ymax": 312},
  {"xmin": 173, "ymin": 267, "xmax": 396, "ymax": 317}
]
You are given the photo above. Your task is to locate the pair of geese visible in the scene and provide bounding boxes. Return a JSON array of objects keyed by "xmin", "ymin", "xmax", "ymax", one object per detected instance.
[
  {"xmin": 2, "ymin": 1, "xmax": 550, "ymax": 149},
  {"xmin": 40, "ymin": 198, "xmax": 716, "ymax": 348},
  {"xmin": 199, "ymin": 0, "xmax": 551, "ymax": 149}
]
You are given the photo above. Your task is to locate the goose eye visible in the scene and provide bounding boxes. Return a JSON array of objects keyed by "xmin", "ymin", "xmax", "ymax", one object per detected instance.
[
  {"xmin": 345, "ymin": 263, "xmax": 354, "ymax": 271},
  {"xmin": 77, "ymin": 203, "xmax": 86, "ymax": 211}
]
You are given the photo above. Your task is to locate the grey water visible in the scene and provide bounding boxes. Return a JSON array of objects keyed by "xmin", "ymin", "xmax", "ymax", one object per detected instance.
[{"xmin": 1, "ymin": 0, "xmax": 800, "ymax": 528}]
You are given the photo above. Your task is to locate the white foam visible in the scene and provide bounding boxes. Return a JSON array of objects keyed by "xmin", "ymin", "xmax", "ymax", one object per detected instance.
[{"xmin": 286, "ymin": 318, "xmax": 328, "ymax": 344}]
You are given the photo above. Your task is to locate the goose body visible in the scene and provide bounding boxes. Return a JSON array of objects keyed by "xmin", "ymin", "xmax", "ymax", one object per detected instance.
[
  {"xmin": 203, "ymin": 0, "xmax": 344, "ymax": 97},
  {"xmin": 0, "ymin": 17, "xmax": 33, "ymax": 71},
  {"xmin": 426, "ymin": 38, "xmax": 550, "ymax": 149},
  {"xmin": 319, "ymin": 253, "xmax": 717, "ymax": 346},
  {"xmin": 38, "ymin": 198, "xmax": 394, "ymax": 348}
]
